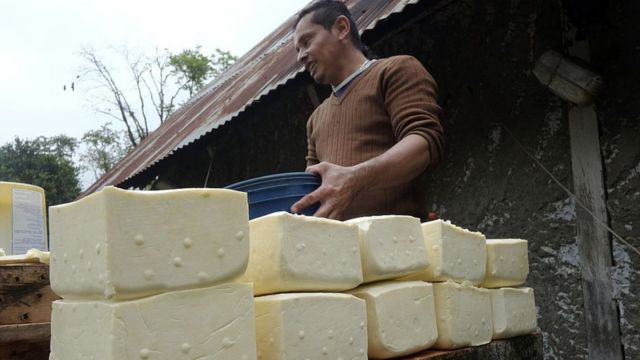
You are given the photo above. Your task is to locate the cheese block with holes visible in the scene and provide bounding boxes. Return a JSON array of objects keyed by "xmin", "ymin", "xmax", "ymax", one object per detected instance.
[
  {"xmin": 349, "ymin": 281, "xmax": 438, "ymax": 358},
  {"xmin": 432, "ymin": 281, "xmax": 493, "ymax": 349},
  {"xmin": 49, "ymin": 186, "xmax": 250, "ymax": 300},
  {"xmin": 238, "ymin": 212, "xmax": 362, "ymax": 295},
  {"xmin": 254, "ymin": 293, "xmax": 367, "ymax": 360},
  {"xmin": 491, "ymin": 287, "xmax": 537, "ymax": 339},
  {"xmin": 50, "ymin": 283, "xmax": 257, "ymax": 360},
  {"xmin": 345, "ymin": 215, "xmax": 428, "ymax": 283},
  {"xmin": 402, "ymin": 220, "xmax": 486, "ymax": 285},
  {"xmin": 481, "ymin": 239, "xmax": 529, "ymax": 288}
]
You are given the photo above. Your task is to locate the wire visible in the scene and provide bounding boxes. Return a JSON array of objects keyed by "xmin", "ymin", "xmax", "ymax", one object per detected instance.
[
  {"xmin": 500, "ymin": 121, "xmax": 640, "ymax": 258},
  {"xmin": 203, "ymin": 156, "xmax": 214, "ymax": 188}
]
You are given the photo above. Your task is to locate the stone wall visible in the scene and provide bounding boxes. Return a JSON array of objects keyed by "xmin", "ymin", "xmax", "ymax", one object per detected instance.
[{"xmin": 368, "ymin": 0, "xmax": 638, "ymax": 358}]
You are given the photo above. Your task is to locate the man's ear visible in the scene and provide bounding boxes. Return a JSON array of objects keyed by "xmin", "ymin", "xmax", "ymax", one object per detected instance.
[{"xmin": 332, "ymin": 15, "xmax": 351, "ymax": 40}]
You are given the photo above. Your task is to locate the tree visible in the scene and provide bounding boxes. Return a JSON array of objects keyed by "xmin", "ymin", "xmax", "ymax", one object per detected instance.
[
  {"xmin": 77, "ymin": 46, "xmax": 180, "ymax": 148},
  {"xmin": 75, "ymin": 46, "xmax": 237, "ymax": 148},
  {"xmin": 79, "ymin": 123, "xmax": 130, "ymax": 182},
  {"xmin": 209, "ymin": 49, "xmax": 237, "ymax": 79},
  {"xmin": 169, "ymin": 47, "xmax": 211, "ymax": 98},
  {"xmin": 170, "ymin": 47, "xmax": 238, "ymax": 97},
  {"xmin": 0, "ymin": 136, "xmax": 81, "ymax": 205}
]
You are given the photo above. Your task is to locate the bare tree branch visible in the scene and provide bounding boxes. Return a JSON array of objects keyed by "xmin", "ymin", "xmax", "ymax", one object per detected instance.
[{"xmin": 75, "ymin": 45, "xmax": 236, "ymax": 149}]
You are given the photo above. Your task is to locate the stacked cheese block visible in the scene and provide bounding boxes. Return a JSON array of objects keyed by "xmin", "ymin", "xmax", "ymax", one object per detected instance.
[
  {"xmin": 47, "ymin": 186, "xmax": 258, "ymax": 360},
  {"xmin": 241, "ymin": 214, "xmax": 538, "ymax": 359},
  {"xmin": 47, "ymin": 185, "xmax": 537, "ymax": 359},
  {"xmin": 401, "ymin": 220, "xmax": 537, "ymax": 350},
  {"xmin": 239, "ymin": 212, "xmax": 437, "ymax": 359}
]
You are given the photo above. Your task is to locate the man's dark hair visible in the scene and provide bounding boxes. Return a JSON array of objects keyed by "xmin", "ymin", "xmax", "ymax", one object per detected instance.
[{"xmin": 295, "ymin": 0, "xmax": 368, "ymax": 56}]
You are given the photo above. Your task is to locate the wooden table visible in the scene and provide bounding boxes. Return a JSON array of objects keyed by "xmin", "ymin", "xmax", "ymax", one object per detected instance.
[
  {"xmin": 0, "ymin": 263, "xmax": 58, "ymax": 360},
  {"xmin": 400, "ymin": 333, "xmax": 542, "ymax": 359},
  {"xmin": 0, "ymin": 264, "xmax": 542, "ymax": 360}
]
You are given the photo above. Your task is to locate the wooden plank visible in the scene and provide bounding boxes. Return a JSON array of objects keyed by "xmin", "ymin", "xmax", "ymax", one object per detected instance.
[
  {"xmin": 0, "ymin": 264, "xmax": 60, "ymax": 325},
  {"xmin": 0, "ymin": 340, "xmax": 49, "ymax": 360},
  {"xmin": 0, "ymin": 323, "xmax": 50, "ymax": 344},
  {"xmin": 400, "ymin": 333, "xmax": 542, "ymax": 359},
  {"xmin": 567, "ymin": 32, "xmax": 624, "ymax": 360},
  {"xmin": 569, "ymin": 106, "xmax": 624, "ymax": 359}
]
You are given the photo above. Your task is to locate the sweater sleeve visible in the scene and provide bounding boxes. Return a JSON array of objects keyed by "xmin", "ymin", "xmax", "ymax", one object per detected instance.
[{"xmin": 382, "ymin": 56, "xmax": 445, "ymax": 166}]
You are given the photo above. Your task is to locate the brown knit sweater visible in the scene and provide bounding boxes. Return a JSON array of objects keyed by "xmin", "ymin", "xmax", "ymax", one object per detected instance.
[{"xmin": 306, "ymin": 55, "xmax": 444, "ymax": 220}]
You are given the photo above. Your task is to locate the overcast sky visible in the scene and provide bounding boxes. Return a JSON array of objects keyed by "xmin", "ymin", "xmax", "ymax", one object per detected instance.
[{"xmin": 0, "ymin": 0, "xmax": 310, "ymax": 146}]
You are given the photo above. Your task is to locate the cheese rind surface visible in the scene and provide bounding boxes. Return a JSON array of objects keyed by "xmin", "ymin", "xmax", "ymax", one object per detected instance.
[
  {"xmin": 254, "ymin": 293, "xmax": 367, "ymax": 360},
  {"xmin": 432, "ymin": 281, "xmax": 493, "ymax": 349},
  {"xmin": 346, "ymin": 215, "xmax": 428, "ymax": 283},
  {"xmin": 49, "ymin": 283, "xmax": 257, "ymax": 360},
  {"xmin": 349, "ymin": 281, "xmax": 438, "ymax": 358},
  {"xmin": 238, "ymin": 212, "xmax": 362, "ymax": 295},
  {"xmin": 402, "ymin": 220, "xmax": 486, "ymax": 285},
  {"xmin": 0, "ymin": 248, "xmax": 50, "ymax": 265},
  {"xmin": 49, "ymin": 186, "xmax": 250, "ymax": 300},
  {"xmin": 491, "ymin": 287, "xmax": 537, "ymax": 339},
  {"xmin": 481, "ymin": 239, "xmax": 529, "ymax": 288}
]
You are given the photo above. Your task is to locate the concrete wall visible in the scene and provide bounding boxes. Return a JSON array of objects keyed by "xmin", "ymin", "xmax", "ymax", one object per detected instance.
[
  {"xmin": 367, "ymin": 0, "xmax": 637, "ymax": 358},
  {"xmin": 595, "ymin": 0, "xmax": 640, "ymax": 357},
  {"xmin": 136, "ymin": 0, "xmax": 638, "ymax": 358}
]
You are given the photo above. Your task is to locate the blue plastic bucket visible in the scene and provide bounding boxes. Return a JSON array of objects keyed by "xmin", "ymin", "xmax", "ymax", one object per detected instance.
[{"xmin": 225, "ymin": 172, "xmax": 321, "ymax": 219}]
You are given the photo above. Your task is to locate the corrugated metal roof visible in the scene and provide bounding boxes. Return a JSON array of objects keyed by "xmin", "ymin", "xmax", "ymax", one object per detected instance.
[{"xmin": 83, "ymin": 0, "xmax": 420, "ymax": 196}]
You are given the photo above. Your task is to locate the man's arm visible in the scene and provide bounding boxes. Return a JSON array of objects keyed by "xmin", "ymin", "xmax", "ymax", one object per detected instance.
[
  {"xmin": 291, "ymin": 133, "xmax": 430, "ymax": 219},
  {"xmin": 293, "ymin": 56, "xmax": 443, "ymax": 220}
]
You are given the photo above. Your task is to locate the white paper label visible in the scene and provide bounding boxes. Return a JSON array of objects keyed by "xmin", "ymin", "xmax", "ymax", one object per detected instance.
[{"xmin": 12, "ymin": 188, "xmax": 46, "ymax": 254}]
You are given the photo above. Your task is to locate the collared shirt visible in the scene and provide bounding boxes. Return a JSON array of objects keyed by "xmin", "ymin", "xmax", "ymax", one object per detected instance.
[{"xmin": 332, "ymin": 59, "xmax": 377, "ymax": 97}]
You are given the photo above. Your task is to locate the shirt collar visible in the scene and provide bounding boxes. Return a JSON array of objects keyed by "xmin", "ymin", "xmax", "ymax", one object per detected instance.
[{"xmin": 332, "ymin": 59, "xmax": 376, "ymax": 96}]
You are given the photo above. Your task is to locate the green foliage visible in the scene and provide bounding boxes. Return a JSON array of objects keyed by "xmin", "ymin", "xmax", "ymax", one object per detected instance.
[
  {"xmin": 170, "ymin": 46, "xmax": 237, "ymax": 97},
  {"xmin": 210, "ymin": 48, "xmax": 238, "ymax": 79},
  {"xmin": 0, "ymin": 136, "xmax": 81, "ymax": 205},
  {"xmin": 170, "ymin": 46, "xmax": 213, "ymax": 97},
  {"xmin": 80, "ymin": 123, "xmax": 130, "ymax": 182}
]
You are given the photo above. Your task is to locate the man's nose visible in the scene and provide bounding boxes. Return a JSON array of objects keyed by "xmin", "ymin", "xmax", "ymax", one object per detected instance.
[{"xmin": 297, "ymin": 50, "xmax": 308, "ymax": 65}]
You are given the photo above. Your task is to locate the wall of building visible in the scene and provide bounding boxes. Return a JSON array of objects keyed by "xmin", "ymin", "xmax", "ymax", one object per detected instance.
[
  {"xmin": 132, "ymin": 0, "xmax": 638, "ymax": 358},
  {"xmin": 367, "ymin": 0, "xmax": 637, "ymax": 358},
  {"xmin": 594, "ymin": 0, "xmax": 640, "ymax": 357}
]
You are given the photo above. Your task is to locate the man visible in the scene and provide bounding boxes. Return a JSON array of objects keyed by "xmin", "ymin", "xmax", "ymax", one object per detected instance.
[{"xmin": 290, "ymin": 0, "xmax": 444, "ymax": 220}]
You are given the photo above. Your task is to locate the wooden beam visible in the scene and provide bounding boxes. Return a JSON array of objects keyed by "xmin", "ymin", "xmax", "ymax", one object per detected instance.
[
  {"xmin": 0, "ymin": 322, "xmax": 50, "ymax": 344},
  {"xmin": 306, "ymin": 84, "xmax": 321, "ymax": 108},
  {"xmin": 0, "ymin": 338, "xmax": 49, "ymax": 360},
  {"xmin": 401, "ymin": 333, "xmax": 543, "ymax": 359},
  {"xmin": 567, "ymin": 32, "xmax": 624, "ymax": 359},
  {"xmin": 0, "ymin": 264, "xmax": 60, "ymax": 326}
]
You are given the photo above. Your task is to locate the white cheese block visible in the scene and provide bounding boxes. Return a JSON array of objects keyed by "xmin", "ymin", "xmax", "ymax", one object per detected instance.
[
  {"xmin": 349, "ymin": 281, "xmax": 438, "ymax": 358},
  {"xmin": 254, "ymin": 293, "xmax": 367, "ymax": 360},
  {"xmin": 402, "ymin": 220, "xmax": 486, "ymax": 285},
  {"xmin": 49, "ymin": 283, "xmax": 257, "ymax": 360},
  {"xmin": 491, "ymin": 287, "xmax": 537, "ymax": 339},
  {"xmin": 0, "ymin": 248, "xmax": 50, "ymax": 265},
  {"xmin": 49, "ymin": 186, "xmax": 250, "ymax": 300},
  {"xmin": 481, "ymin": 239, "xmax": 529, "ymax": 288},
  {"xmin": 345, "ymin": 215, "xmax": 428, "ymax": 283},
  {"xmin": 238, "ymin": 212, "xmax": 362, "ymax": 295},
  {"xmin": 432, "ymin": 281, "xmax": 493, "ymax": 349}
]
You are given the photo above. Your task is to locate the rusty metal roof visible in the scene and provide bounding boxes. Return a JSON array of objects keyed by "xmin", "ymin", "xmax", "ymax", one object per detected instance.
[{"xmin": 83, "ymin": 0, "xmax": 420, "ymax": 196}]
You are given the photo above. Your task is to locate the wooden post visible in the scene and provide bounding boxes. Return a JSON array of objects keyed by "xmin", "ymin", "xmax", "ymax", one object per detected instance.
[{"xmin": 567, "ymin": 33, "xmax": 624, "ymax": 359}]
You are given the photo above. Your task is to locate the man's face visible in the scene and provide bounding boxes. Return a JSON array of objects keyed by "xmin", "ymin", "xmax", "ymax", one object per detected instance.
[{"xmin": 294, "ymin": 14, "xmax": 341, "ymax": 85}]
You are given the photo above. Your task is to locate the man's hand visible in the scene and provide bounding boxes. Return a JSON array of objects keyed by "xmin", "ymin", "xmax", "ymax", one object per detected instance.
[
  {"xmin": 292, "ymin": 134, "xmax": 431, "ymax": 220},
  {"xmin": 290, "ymin": 162, "xmax": 362, "ymax": 220}
]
